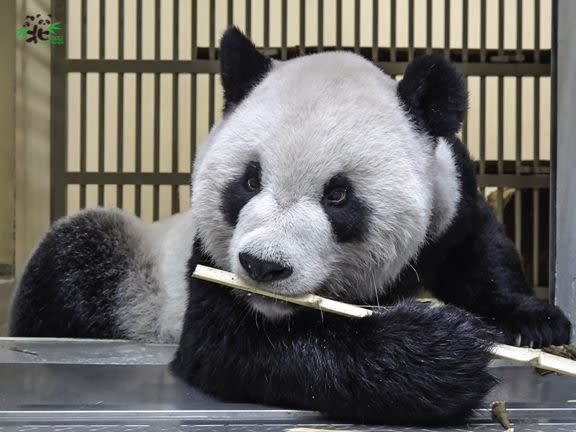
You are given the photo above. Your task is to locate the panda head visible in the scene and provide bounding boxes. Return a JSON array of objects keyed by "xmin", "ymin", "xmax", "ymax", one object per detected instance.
[{"xmin": 191, "ymin": 27, "xmax": 467, "ymax": 320}]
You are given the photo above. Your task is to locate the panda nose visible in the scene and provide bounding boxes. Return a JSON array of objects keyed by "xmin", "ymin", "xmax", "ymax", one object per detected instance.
[{"xmin": 238, "ymin": 252, "xmax": 293, "ymax": 283}]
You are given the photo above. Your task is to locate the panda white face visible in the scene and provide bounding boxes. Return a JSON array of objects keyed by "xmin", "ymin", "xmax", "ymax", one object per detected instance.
[{"xmin": 190, "ymin": 29, "xmax": 465, "ymax": 320}]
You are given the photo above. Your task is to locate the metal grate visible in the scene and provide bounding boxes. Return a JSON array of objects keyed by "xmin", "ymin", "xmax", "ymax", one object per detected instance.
[{"xmin": 50, "ymin": 0, "xmax": 552, "ymax": 293}]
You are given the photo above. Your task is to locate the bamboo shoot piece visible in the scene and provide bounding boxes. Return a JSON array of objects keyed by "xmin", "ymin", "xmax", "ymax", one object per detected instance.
[{"xmin": 192, "ymin": 264, "xmax": 576, "ymax": 378}]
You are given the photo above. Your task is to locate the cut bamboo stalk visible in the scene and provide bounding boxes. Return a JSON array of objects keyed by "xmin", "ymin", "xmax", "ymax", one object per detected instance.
[
  {"xmin": 193, "ymin": 265, "xmax": 372, "ymax": 318},
  {"xmin": 192, "ymin": 264, "xmax": 576, "ymax": 377}
]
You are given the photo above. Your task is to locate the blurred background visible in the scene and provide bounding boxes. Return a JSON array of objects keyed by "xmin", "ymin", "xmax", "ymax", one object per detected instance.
[{"xmin": 0, "ymin": 0, "xmax": 565, "ymax": 333}]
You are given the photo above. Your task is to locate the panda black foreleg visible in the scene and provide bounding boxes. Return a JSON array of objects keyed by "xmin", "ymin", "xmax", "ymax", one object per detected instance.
[
  {"xmin": 173, "ymin": 249, "xmax": 496, "ymax": 425},
  {"xmin": 430, "ymin": 206, "xmax": 571, "ymax": 347}
]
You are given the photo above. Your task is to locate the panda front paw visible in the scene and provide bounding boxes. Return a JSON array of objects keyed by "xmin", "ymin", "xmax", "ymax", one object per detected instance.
[
  {"xmin": 494, "ymin": 297, "xmax": 571, "ymax": 348},
  {"xmin": 333, "ymin": 302, "xmax": 497, "ymax": 424}
]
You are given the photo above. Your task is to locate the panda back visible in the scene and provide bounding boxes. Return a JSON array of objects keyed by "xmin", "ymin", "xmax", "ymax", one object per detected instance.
[{"xmin": 9, "ymin": 208, "xmax": 163, "ymax": 340}]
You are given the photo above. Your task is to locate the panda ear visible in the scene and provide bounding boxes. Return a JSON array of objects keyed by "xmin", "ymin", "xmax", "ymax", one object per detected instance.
[
  {"xmin": 397, "ymin": 55, "xmax": 467, "ymax": 137},
  {"xmin": 220, "ymin": 27, "xmax": 272, "ymax": 113}
]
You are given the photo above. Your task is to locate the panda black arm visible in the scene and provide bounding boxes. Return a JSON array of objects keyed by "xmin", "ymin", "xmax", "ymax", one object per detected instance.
[
  {"xmin": 427, "ymin": 196, "xmax": 571, "ymax": 347},
  {"xmin": 172, "ymin": 243, "xmax": 496, "ymax": 425},
  {"xmin": 421, "ymin": 139, "xmax": 570, "ymax": 347}
]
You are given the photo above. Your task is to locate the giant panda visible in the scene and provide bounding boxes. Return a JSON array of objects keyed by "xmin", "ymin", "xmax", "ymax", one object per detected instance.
[{"xmin": 10, "ymin": 27, "xmax": 570, "ymax": 425}]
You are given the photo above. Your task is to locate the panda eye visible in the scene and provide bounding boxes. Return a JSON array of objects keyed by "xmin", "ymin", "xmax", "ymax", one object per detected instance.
[
  {"xmin": 324, "ymin": 187, "xmax": 348, "ymax": 206},
  {"xmin": 246, "ymin": 176, "xmax": 260, "ymax": 192},
  {"xmin": 243, "ymin": 161, "xmax": 262, "ymax": 193}
]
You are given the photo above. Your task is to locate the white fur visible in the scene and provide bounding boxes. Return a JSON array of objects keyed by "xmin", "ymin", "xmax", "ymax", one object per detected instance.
[
  {"xmin": 428, "ymin": 138, "xmax": 461, "ymax": 239},
  {"xmin": 190, "ymin": 52, "xmax": 446, "ymax": 319}
]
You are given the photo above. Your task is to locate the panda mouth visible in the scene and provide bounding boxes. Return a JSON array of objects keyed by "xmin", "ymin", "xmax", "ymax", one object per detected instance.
[{"xmin": 244, "ymin": 294, "xmax": 296, "ymax": 320}]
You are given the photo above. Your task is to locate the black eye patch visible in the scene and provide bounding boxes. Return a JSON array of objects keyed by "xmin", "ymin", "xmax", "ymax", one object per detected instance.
[
  {"xmin": 322, "ymin": 174, "xmax": 369, "ymax": 243},
  {"xmin": 221, "ymin": 161, "xmax": 262, "ymax": 226}
]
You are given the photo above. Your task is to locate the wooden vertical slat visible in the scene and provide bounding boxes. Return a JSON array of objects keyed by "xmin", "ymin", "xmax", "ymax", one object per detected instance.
[
  {"xmin": 135, "ymin": 0, "xmax": 142, "ymax": 216},
  {"xmin": 117, "ymin": 0, "xmax": 125, "ymax": 208},
  {"xmin": 371, "ymin": 0, "xmax": 378, "ymax": 61},
  {"xmin": 281, "ymin": 0, "xmax": 288, "ymax": 59},
  {"xmin": 172, "ymin": 0, "xmax": 180, "ymax": 213},
  {"xmin": 336, "ymin": 0, "xmax": 342, "ymax": 49},
  {"xmin": 390, "ymin": 0, "xmax": 397, "ymax": 62},
  {"xmin": 299, "ymin": 0, "xmax": 305, "ymax": 56},
  {"xmin": 50, "ymin": 0, "xmax": 68, "ymax": 220},
  {"xmin": 318, "ymin": 0, "xmax": 324, "ymax": 52},
  {"xmin": 353, "ymin": 0, "xmax": 360, "ymax": 54},
  {"xmin": 97, "ymin": 0, "xmax": 106, "ymax": 206},
  {"xmin": 153, "ymin": 0, "xmax": 161, "ymax": 221},
  {"xmin": 408, "ymin": 0, "xmax": 414, "ymax": 61},
  {"xmin": 79, "ymin": 0, "xmax": 87, "ymax": 210}
]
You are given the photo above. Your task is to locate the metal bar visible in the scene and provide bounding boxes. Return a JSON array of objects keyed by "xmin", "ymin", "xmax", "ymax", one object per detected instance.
[
  {"xmin": 479, "ymin": 76, "xmax": 486, "ymax": 195},
  {"xmin": 208, "ymin": 0, "xmax": 215, "ymax": 128},
  {"xmin": 517, "ymin": 0, "xmax": 523, "ymax": 58},
  {"xmin": 318, "ymin": 0, "xmax": 323, "ymax": 52},
  {"xmin": 514, "ymin": 0, "xmax": 523, "ymax": 251},
  {"xmin": 462, "ymin": 0, "xmax": 468, "ymax": 62},
  {"xmin": 50, "ymin": 0, "xmax": 68, "ymax": 220},
  {"xmin": 97, "ymin": 0, "xmax": 106, "ymax": 206},
  {"xmin": 299, "ymin": 0, "xmax": 305, "ymax": 56},
  {"xmin": 264, "ymin": 0, "xmax": 269, "ymax": 49},
  {"xmin": 281, "ymin": 0, "xmax": 287, "ymax": 59},
  {"xmin": 65, "ymin": 173, "xmax": 191, "ymax": 185},
  {"xmin": 498, "ymin": 0, "xmax": 504, "ymax": 57},
  {"xmin": 190, "ymin": 73, "xmax": 197, "ymax": 180},
  {"xmin": 514, "ymin": 77, "xmax": 522, "ymax": 251},
  {"xmin": 371, "ymin": 0, "xmax": 378, "ymax": 61},
  {"xmin": 549, "ymin": 0, "xmax": 558, "ymax": 302},
  {"xmin": 408, "ymin": 0, "xmax": 414, "ymax": 61},
  {"xmin": 172, "ymin": 0, "xmax": 179, "ymax": 214},
  {"xmin": 553, "ymin": 0, "xmax": 576, "ymax": 335},
  {"xmin": 246, "ymin": 0, "xmax": 251, "ymax": 38},
  {"xmin": 60, "ymin": 173, "xmax": 550, "ymax": 189},
  {"xmin": 191, "ymin": 0, "xmax": 197, "ymax": 59},
  {"xmin": 153, "ymin": 0, "xmax": 160, "ymax": 221},
  {"xmin": 476, "ymin": 175, "xmax": 550, "ymax": 189},
  {"xmin": 190, "ymin": 0, "xmax": 198, "ymax": 179},
  {"xmin": 354, "ymin": 0, "xmax": 360, "ymax": 54},
  {"xmin": 336, "ymin": 0, "xmax": 342, "ymax": 49},
  {"xmin": 227, "ymin": 0, "xmax": 233, "ymax": 26},
  {"xmin": 462, "ymin": 76, "xmax": 468, "ymax": 148},
  {"xmin": 497, "ymin": 76, "xmax": 504, "ymax": 221},
  {"xmin": 535, "ymin": 0, "xmax": 541, "ymax": 63},
  {"xmin": 444, "ymin": 0, "xmax": 450, "ymax": 58},
  {"xmin": 79, "ymin": 0, "xmax": 87, "ymax": 210},
  {"xmin": 116, "ymin": 0, "xmax": 124, "ymax": 208},
  {"xmin": 426, "ymin": 0, "xmax": 432, "ymax": 54},
  {"xmin": 135, "ymin": 0, "xmax": 142, "ymax": 216},
  {"xmin": 63, "ymin": 60, "xmax": 551, "ymax": 77},
  {"xmin": 390, "ymin": 0, "xmax": 396, "ymax": 62},
  {"xmin": 480, "ymin": 0, "xmax": 486, "ymax": 63},
  {"xmin": 533, "ymin": 76, "xmax": 541, "ymax": 287}
]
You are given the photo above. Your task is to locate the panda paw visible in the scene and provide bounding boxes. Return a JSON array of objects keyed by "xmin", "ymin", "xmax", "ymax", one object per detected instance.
[{"xmin": 494, "ymin": 297, "xmax": 571, "ymax": 348}]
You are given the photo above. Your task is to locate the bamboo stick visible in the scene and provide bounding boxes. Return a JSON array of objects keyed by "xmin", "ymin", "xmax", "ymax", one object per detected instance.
[
  {"xmin": 193, "ymin": 265, "xmax": 372, "ymax": 318},
  {"xmin": 192, "ymin": 264, "xmax": 576, "ymax": 377}
]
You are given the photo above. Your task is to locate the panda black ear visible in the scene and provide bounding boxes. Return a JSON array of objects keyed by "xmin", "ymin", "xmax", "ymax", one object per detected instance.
[
  {"xmin": 220, "ymin": 27, "xmax": 272, "ymax": 113},
  {"xmin": 397, "ymin": 55, "xmax": 467, "ymax": 137}
]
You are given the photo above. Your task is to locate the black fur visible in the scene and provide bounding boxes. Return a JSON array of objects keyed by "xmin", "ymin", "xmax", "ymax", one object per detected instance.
[
  {"xmin": 221, "ymin": 161, "xmax": 262, "ymax": 226},
  {"xmin": 411, "ymin": 136, "xmax": 571, "ymax": 347},
  {"xmin": 322, "ymin": 174, "xmax": 370, "ymax": 243},
  {"xmin": 171, "ymin": 241, "xmax": 496, "ymax": 425},
  {"xmin": 381, "ymin": 136, "xmax": 570, "ymax": 347},
  {"xmin": 220, "ymin": 27, "xmax": 272, "ymax": 113},
  {"xmin": 10, "ymin": 210, "xmax": 130, "ymax": 338},
  {"xmin": 397, "ymin": 54, "xmax": 467, "ymax": 137}
]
